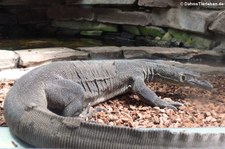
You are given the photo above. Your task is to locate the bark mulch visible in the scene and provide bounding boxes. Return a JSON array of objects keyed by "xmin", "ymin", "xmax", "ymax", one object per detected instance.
[{"xmin": 0, "ymin": 72, "xmax": 224, "ymax": 128}]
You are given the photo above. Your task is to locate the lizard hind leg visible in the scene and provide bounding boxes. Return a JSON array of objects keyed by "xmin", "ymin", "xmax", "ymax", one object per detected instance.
[{"xmin": 45, "ymin": 79, "xmax": 85, "ymax": 117}]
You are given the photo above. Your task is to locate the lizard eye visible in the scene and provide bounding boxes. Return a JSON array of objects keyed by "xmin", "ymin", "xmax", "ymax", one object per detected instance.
[{"xmin": 180, "ymin": 75, "xmax": 186, "ymax": 82}]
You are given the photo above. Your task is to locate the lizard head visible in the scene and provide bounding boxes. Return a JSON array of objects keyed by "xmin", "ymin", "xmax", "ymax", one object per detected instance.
[
  {"xmin": 147, "ymin": 62, "xmax": 213, "ymax": 91},
  {"xmin": 175, "ymin": 71, "xmax": 213, "ymax": 90}
]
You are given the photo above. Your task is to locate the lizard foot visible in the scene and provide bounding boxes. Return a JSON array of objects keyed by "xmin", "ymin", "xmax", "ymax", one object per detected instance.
[
  {"xmin": 154, "ymin": 98, "xmax": 183, "ymax": 110},
  {"xmin": 79, "ymin": 106, "xmax": 107, "ymax": 119}
]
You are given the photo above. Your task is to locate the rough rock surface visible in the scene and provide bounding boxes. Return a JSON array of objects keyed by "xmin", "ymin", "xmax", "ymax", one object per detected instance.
[
  {"xmin": 96, "ymin": 9, "xmax": 149, "ymax": 26},
  {"xmin": 0, "ymin": 67, "xmax": 35, "ymax": 81},
  {"xmin": 158, "ymin": 60, "xmax": 225, "ymax": 73},
  {"xmin": 0, "ymin": 0, "xmax": 225, "ymax": 43},
  {"xmin": 52, "ymin": 20, "xmax": 118, "ymax": 32},
  {"xmin": 209, "ymin": 11, "xmax": 225, "ymax": 35},
  {"xmin": 50, "ymin": 7, "xmax": 148, "ymax": 25},
  {"xmin": 48, "ymin": 6, "xmax": 220, "ymax": 34},
  {"xmin": 0, "ymin": 50, "xmax": 19, "ymax": 70},
  {"xmin": 167, "ymin": 29, "xmax": 217, "ymax": 50},
  {"xmin": 122, "ymin": 46, "xmax": 225, "ymax": 64},
  {"xmin": 213, "ymin": 42, "xmax": 225, "ymax": 52},
  {"xmin": 138, "ymin": 0, "xmax": 177, "ymax": 7},
  {"xmin": 49, "ymin": 7, "xmax": 150, "ymax": 26},
  {"xmin": 77, "ymin": 46, "xmax": 123, "ymax": 59},
  {"xmin": 122, "ymin": 46, "xmax": 195, "ymax": 59},
  {"xmin": 1, "ymin": 46, "xmax": 224, "ymax": 70},
  {"xmin": 149, "ymin": 8, "xmax": 219, "ymax": 34},
  {"xmin": 15, "ymin": 47, "xmax": 88, "ymax": 67}
]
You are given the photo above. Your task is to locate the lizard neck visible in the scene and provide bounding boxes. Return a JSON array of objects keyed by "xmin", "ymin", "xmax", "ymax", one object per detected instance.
[{"xmin": 143, "ymin": 62, "xmax": 177, "ymax": 84}]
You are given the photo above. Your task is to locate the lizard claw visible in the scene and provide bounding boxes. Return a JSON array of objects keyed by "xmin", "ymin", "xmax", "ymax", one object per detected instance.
[
  {"xmin": 154, "ymin": 98, "xmax": 183, "ymax": 110},
  {"xmin": 169, "ymin": 101, "xmax": 184, "ymax": 107},
  {"xmin": 165, "ymin": 100, "xmax": 184, "ymax": 110}
]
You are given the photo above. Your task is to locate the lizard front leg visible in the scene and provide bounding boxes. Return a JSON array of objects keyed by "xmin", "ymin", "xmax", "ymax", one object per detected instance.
[
  {"xmin": 132, "ymin": 77, "xmax": 183, "ymax": 109},
  {"xmin": 45, "ymin": 79, "xmax": 85, "ymax": 117}
]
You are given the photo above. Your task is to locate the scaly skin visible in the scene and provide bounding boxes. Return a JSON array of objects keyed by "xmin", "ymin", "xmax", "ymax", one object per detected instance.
[{"xmin": 4, "ymin": 59, "xmax": 223, "ymax": 148}]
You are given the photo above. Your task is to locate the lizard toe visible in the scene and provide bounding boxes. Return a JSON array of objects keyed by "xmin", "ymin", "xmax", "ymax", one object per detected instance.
[
  {"xmin": 165, "ymin": 100, "xmax": 183, "ymax": 110},
  {"xmin": 154, "ymin": 98, "xmax": 183, "ymax": 110}
]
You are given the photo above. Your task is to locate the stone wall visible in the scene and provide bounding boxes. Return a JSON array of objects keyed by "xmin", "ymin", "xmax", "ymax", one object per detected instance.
[
  {"xmin": 0, "ymin": 0, "xmax": 225, "ymax": 50},
  {"xmin": 1, "ymin": 46, "xmax": 224, "ymax": 70}
]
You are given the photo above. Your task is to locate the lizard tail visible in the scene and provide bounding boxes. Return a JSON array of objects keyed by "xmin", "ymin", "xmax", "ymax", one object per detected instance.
[
  {"xmin": 3, "ymin": 78, "xmax": 225, "ymax": 148},
  {"xmin": 4, "ymin": 104, "xmax": 225, "ymax": 148}
]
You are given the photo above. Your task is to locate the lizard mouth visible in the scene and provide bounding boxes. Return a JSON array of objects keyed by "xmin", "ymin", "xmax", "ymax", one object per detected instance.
[{"xmin": 188, "ymin": 78, "xmax": 213, "ymax": 91}]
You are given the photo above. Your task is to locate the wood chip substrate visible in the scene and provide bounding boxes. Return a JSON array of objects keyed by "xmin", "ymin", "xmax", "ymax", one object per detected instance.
[
  {"xmin": 88, "ymin": 72, "xmax": 225, "ymax": 128},
  {"xmin": 0, "ymin": 72, "xmax": 224, "ymax": 128}
]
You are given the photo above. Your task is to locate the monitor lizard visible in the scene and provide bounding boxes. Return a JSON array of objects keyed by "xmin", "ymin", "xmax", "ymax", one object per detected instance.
[{"xmin": 4, "ymin": 59, "xmax": 225, "ymax": 148}]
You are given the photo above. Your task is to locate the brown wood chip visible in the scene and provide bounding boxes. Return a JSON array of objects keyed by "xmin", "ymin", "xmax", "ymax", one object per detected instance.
[{"xmin": 0, "ymin": 73, "xmax": 225, "ymax": 128}]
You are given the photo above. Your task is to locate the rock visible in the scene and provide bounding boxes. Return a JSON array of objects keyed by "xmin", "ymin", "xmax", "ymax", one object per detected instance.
[
  {"xmin": 49, "ymin": 6, "xmax": 220, "ymax": 34},
  {"xmin": 149, "ymin": 8, "xmax": 219, "ymax": 34},
  {"xmin": 162, "ymin": 32, "xmax": 173, "ymax": 41},
  {"xmin": 209, "ymin": 11, "xmax": 225, "ymax": 35},
  {"xmin": 213, "ymin": 41, "xmax": 225, "ymax": 52},
  {"xmin": 189, "ymin": 50, "xmax": 224, "ymax": 64},
  {"xmin": 80, "ymin": 30, "xmax": 103, "ymax": 36},
  {"xmin": 139, "ymin": 26, "xmax": 165, "ymax": 38},
  {"xmin": 15, "ymin": 47, "xmax": 88, "ymax": 67},
  {"xmin": 52, "ymin": 21, "xmax": 118, "ymax": 32},
  {"xmin": 121, "ymin": 47, "xmax": 225, "ymax": 65},
  {"xmin": 168, "ymin": 29, "xmax": 217, "ymax": 50},
  {"xmin": 122, "ymin": 46, "xmax": 225, "ymax": 65},
  {"xmin": 122, "ymin": 46, "xmax": 195, "ymax": 59},
  {"xmin": 0, "ymin": 67, "xmax": 35, "ymax": 81},
  {"xmin": 135, "ymin": 36, "xmax": 174, "ymax": 47},
  {"xmin": 168, "ymin": 29, "xmax": 191, "ymax": 43},
  {"xmin": 49, "ymin": 7, "xmax": 149, "ymax": 26},
  {"xmin": 0, "ymin": 50, "xmax": 19, "ymax": 70},
  {"xmin": 138, "ymin": 0, "xmax": 177, "ymax": 7},
  {"xmin": 122, "ymin": 25, "xmax": 141, "ymax": 35},
  {"xmin": 160, "ymin": 60, "xmax": 225, "ymax": 73},
  {"xmin": 155, "ymin": 37, "xmax": 161, "ymax": 40},
  {"xmin": 77, "ymin": 46, "xmax": 123, "ymax": 59},
  {"xmin": 66, "ymin": 0, "xmax": 136, "ymax": 5},
  {"xmin": 189, "ymin": 35, "xmax": 217, "ymax": 50},
  {"xmin": 96, "ymin": 8, "xmax": 149, "ymax": 26}
]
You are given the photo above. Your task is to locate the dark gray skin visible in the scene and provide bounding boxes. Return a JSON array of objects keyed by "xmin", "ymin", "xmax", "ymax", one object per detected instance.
[{"xmin": 4, "ymin": 59, "xmax": 220, "ymax": 148}]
